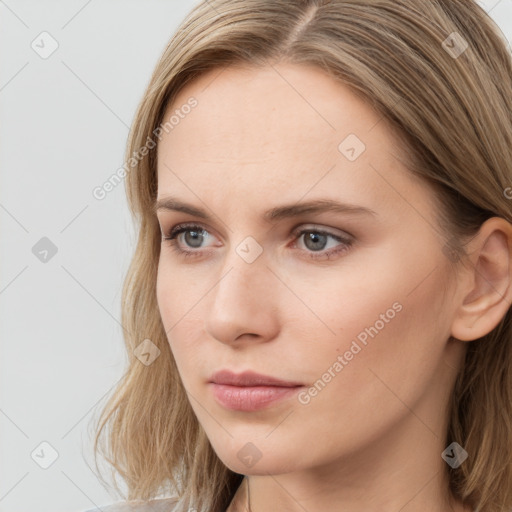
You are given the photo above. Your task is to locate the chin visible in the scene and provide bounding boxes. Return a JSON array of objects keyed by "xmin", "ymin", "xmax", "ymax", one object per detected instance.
[{"xmin": 215, "ymin": 448, "xmax": 302, "ymax": 476}]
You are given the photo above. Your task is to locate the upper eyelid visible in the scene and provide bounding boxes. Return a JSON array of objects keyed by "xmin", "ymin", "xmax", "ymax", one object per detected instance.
[{"xmin": 165, "ymin": 222, "xmax": 352, "ymax": 242}]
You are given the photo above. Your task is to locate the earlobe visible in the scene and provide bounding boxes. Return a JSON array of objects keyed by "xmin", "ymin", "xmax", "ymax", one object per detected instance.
[{"xmin": 450, "ymin": 217, "xmax": 512, "ymax": 342}]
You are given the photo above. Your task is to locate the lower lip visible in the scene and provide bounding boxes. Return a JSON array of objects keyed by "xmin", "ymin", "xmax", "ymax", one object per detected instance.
[{"xmin": 209, "ymin": 383, "xmax": 303, "ymax": 411}]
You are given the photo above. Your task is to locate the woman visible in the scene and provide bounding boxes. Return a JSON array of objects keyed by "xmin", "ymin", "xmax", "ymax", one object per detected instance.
[{"xmin": 86, "ymin": 1, "xmax": 512, "ymax": 511}]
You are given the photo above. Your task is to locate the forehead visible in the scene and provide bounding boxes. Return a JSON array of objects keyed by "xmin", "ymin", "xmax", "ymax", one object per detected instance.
[
  {"xmin": 155, "ymin": 63, "xmax": 428, "ymax": 222},
  {"xmin": 160, "ymin": 63, "xmax": 392, "ymax": 155}
]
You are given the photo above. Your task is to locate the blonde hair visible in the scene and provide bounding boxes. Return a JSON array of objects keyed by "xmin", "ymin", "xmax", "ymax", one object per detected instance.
[{"xmin": 92, "ymin": 1, "xmax": 512, "ymax": 511}]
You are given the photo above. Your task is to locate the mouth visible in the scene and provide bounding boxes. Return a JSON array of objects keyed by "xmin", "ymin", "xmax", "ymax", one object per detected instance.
[{"xmin": 208, "ymin": 370, "xmax": 305, "ymax": 411}]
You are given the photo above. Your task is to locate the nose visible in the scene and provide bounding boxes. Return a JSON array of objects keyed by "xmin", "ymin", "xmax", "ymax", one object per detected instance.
[{"xmin": 204, "ymin": 248, "xmax": 280, "ymax": 346}]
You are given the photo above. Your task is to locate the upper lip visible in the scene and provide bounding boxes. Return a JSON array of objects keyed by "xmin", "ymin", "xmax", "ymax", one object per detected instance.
[{"xmin": 209, "ymin": 370, "xmax": 303, "ymax": 387}]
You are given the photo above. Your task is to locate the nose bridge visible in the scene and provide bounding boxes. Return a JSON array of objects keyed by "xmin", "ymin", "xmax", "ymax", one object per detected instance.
[
  {"xmin": 214, "ymin": 238, "xmax": 269, "ymax": 309},
  {"xmin": 205, "ymin": 238, "xmax": 279, "ymax": 343}
]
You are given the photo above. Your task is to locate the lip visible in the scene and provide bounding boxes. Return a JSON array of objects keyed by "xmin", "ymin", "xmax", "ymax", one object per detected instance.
[
  {"xmin": 209, "ymin": 383, "xmax": 303, "ymax": 411},
  {"xmin": 208, "ymin": 370, "xmax": 304, "ymax": 411},
  {"xmin": 209, "ymin": 369, "xmax": 303, "ymax": 387}
]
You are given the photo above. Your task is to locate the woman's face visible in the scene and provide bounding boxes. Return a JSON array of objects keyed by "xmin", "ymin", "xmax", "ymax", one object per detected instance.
[{"xmin": 155, "ymin": 63, "xmax": 466, "ymax": 477}]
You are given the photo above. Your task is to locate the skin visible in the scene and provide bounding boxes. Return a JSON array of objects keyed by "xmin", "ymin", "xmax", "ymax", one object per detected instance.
[{"xmin": 155, "ymin": 62, "xmax": 512, "ymax": 512}]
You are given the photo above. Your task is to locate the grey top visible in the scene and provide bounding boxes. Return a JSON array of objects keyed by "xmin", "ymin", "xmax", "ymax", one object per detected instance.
[
  {"xmin": 83, "ymin": 498, "xmax": 179, "ymax": 512},
  {"xmin": 84, "ymin": 476, "xmax": 248, "ymax": 512}
]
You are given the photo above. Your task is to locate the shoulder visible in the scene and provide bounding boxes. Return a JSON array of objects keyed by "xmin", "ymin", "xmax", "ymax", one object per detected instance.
[{"xmin": 82, "ymin": 497, "xmax": 180, "ymax": 512}]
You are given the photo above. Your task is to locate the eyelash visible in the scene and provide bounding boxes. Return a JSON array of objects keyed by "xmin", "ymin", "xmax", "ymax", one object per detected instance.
[{"xmin": 162, "ymin": 223, "xmax": 354, "ymax": 261}]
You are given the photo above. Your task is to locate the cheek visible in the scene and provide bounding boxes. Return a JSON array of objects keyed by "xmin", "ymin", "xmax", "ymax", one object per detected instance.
[
  {"xmin": 321, "ymin": 279, "xmax": 447, "ymax": 410},
  {"xmin": 155, "ymin": 260, "xmax": 205, "ymax": 373},
  {"xmin": 156, "ymin": 257, "xmax": 191, "ymax": 324},
  {"xmin": 294, "ymin": 253, "xmax": 449, "ymax": 399},
  {"xmin": 156, "ymin": 262, "xmax": 183, "ymax": 354}
]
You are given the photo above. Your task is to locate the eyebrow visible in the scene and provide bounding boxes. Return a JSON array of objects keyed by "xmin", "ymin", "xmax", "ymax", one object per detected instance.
[{"xmin": 154, "ymin": 196, "xmax": 378, "ymax": 222}]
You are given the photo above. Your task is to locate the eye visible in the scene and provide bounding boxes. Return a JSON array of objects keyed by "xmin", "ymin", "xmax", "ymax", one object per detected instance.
[
  {"xmin": 291, "ymin": 226, "xmax": 354, "ymax": 260},
  {"xmin": 162, "ymin": 223, "xmax": 215, "ymax": 259},
  {"xmin": 161, "ymin": 223, "xmax": 354, "ymax": 261}
]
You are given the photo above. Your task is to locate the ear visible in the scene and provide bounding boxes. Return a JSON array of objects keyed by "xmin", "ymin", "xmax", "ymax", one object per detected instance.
[{"xmin": 450, "ymin": 217, "xmax": 512, "ymax": 342}]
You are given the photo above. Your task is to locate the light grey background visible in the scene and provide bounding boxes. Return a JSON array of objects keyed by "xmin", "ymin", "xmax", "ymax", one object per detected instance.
[{"xmin": 1, "ymin": 1, "xmax": 511, "ymax": 511}]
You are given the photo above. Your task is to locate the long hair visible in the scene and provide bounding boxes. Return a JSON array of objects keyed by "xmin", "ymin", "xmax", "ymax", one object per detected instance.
[{"xmin": 91, "ymin": 1, "xmax": 512, "ymax": 511}]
